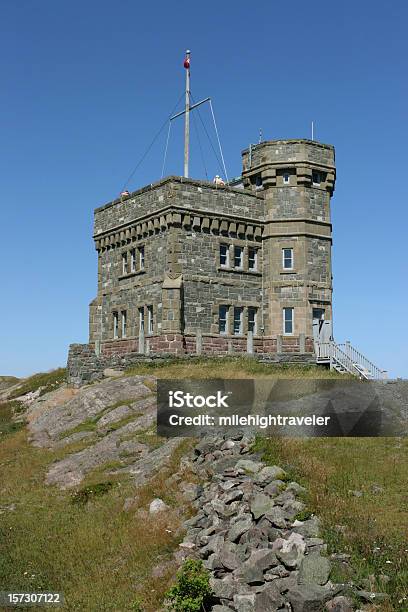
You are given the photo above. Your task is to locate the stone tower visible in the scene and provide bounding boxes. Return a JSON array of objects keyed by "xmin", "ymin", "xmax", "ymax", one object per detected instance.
[
  {"xmin": 241, "ymin": 140, "xmax": 335, "ymax": 349},
  {"xmin": 67, "ymin": 138, "xmax": 337, "ymax": 384}
]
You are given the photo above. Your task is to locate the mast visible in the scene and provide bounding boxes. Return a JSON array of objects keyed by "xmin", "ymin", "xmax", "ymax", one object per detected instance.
[{"xmin": 183, "ymin": 49, "xmax": 191, "ymax": 178}]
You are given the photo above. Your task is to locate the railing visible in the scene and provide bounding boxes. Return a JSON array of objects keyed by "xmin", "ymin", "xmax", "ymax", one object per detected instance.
[
  {"xmin": 338, "ymin": 341, "xmax": 387, "ymax": 380},
  {"xmin": 315, "ymin": 341, "xmax": 387, "ymax": 380}
]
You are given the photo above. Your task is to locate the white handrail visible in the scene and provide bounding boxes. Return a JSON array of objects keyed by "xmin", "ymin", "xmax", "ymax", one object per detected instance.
[{"xmin": 316, "ymin": 340, "xmax": 386, "ymax": 380}]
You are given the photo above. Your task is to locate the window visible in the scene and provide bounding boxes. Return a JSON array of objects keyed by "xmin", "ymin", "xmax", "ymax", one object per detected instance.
[
  {"xmin": 282, "ymin": 248, "xmax": 294, "ymax": 270},
  {"xmin": 234, "ymin": 246, "xmax": 243, "ymax": 269},
  {"xmin": 219, "ymin": 306, "xmax": 228, "ymax": 334},
  {"xmin": 122, "ymin": 252, "xmax": 128, "ymax": 275},
  {"xmin": 113, "ymin": 312, "xmax": 119, "ymax": 339},
  {"xmin": 312, "ymin": 170, "xmax": 321, "ymax": 185},
  {"xmin": 233, "ymin": 307, "xmax": 243, "ymax": 335},
  {"xmin": 147, "ymin": 305, "xmax": 154, "ymax": 334},
  {"xmin": 312, "ymin": 308, "xmax": 325, "ymax": 321},
  {"xmin": 138, "ymin": 246, "xmax": 145, "ymax": 270},
  {"xmin": 121, "ymin": 311, "xmax": 127, "ymax": 338},
  {"xmin": 130, "ymin": 249, "xmax": 136, "ymax": 273},
  {"xmin": 220, "ymin": 244, "xmax": 229, "ymax": 267},
  {"xmin": 248, "ymin": 307, "xmax": 257, "ymax": 335},
  {"xmin": 283, "ymin": 307, "xmax": 294, "ymax": 335},
  {"xmin": 138, "ymin": 307, "xmax": 145, "ymax": 333},
  {"xmin": 248, "ymin": 247, "xmax": 258, "ymax": 271},
  {"xmin": 283, "ymin": 172, "xmax": 290, "ymax": 184},
  {"xmin": 255, "ymin": 174, "xmax": 263, "ymax": 190}
]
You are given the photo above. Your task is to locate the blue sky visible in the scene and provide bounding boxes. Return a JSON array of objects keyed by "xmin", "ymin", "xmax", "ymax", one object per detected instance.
[{"xmin": 0, "ymin": 0, "xmax": 406, "ymax": 378}]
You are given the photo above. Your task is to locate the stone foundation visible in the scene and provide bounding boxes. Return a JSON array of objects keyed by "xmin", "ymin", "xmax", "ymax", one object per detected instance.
[{"xmin": 67, "ymin": 335, "xmax": 316, "ymax": 386}]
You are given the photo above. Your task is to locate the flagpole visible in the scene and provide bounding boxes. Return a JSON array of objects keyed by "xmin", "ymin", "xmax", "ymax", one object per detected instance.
[{"xmin": 184, "ymin": 50, "xmax": 190, "ymax": 178}]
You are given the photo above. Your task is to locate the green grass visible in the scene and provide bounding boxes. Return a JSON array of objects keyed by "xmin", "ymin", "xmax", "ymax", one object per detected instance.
[
  {"xmin": 0, "ymin": 413, "xmax": 195, "ymax": 612},
  {"xmin": 8, "ymin": 368, "xmax": 66, "ymax": 399},
  {"xmin": 125, "ymin": 356, "xmax": 346, "ymax": 379},
  {"xmin": 253, "ymin": 436, "xmax": 408, "ymax": 611}
]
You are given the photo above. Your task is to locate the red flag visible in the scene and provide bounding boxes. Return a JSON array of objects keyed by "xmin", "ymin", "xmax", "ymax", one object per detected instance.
[{"xmin": 184, "ymin": 56, "xmax": 190, "ymax": 69}]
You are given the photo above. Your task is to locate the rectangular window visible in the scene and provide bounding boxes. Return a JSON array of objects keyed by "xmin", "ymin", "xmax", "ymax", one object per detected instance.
[
  {"xmin": 121, "ymin": 310, "xmax": 127, "ymax": 338},
  {"xmin": 139, "ymin": 246, "xmax": 145, "ymax": 270},
  {"xmin": 220, "ymin": 244, "xmax": 229, "ymax": 267},
  {"xmin": 283, "ymin": 172, "xmax": 290, "ymax": 184},
  {"xmin": 234, "ymin": 246, "xmax": 243, "ymax": 269},
  {"xmin": 138, "ymin": 307, "xmax": 145, "ymax": 332},
  {"xmin": 312, "ymin": 308, "xmax": 325, "ymax": 321},
  {"xmin": 248, "ymin": 247, "xmax": 258, "ymax": 271},
  {"xmin": 233, "ymin": 307, "xmax": 243, "ymax": 335},
  {"xmin": 248, "ymin": 307, "xmax": 257, "ymax": 335},
  {"xmin": 283, "ymin": 307, "xmax": 294, "ymax": 335},
  {"xmin": 113, "ymin": 312, "xmax": 119, "ymax": 339},
  {"xmin": 130, "ymin": 249, "xmax": 136, "ymax": 273},
  {"xmin": 122, "ymin": 252, "xmax": 128, "ymax": 275},
  {"xmin": 282, "ymin": 248, "xmax": 294, "ymax": 270},
  {"xmin": 147, "ymin": 305, "xmax": 154, "ymax": 334},
  {"xmin": 219, "ymin": 305, "xmax": 228, "ymax": 334},
  {"xmin": 312, "ymin": 170, "xmax": 321, "ymax": 185}
]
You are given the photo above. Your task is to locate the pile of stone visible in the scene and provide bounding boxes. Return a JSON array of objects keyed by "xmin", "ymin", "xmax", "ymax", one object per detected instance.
[{"xmin": 180, "ymin": 434, "xmax": 355, "ymax": 612}]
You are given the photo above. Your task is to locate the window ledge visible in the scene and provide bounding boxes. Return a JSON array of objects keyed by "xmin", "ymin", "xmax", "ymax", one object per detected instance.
[
  {"xmin": 218, "ymin": 266, "xmax": 261, "ymax": 276},
  {"xmin": 280, "ymin": 269, "xmax": 297, "ymax": 274},
  {"xmin": 119, "ymin": 270, "xmax": 146, "ymax": 280}
]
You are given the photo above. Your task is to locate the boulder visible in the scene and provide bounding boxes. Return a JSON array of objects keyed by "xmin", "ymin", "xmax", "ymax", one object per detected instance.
[
  {"xmin": 325, "ymin": 595, "xmax": 354, "ymax": 611},
  {"xmin": 254, "ymin": 465, "xmax": 287, "ymax": 485},
  {"xmin": 227, "ymin": 517, "xmax": 253, "ymax": 542},
  {"xmin": 287, "ymin": 584, "xmax": 333, "ymax": 612},
  {"xmin": 149, "ymin": 498, "xmax": 169, "ymax": 514},
  {"xmin": 235, "ymin": 459, "xmax": 263, "ymax": 474},
  {"xmin": 298, "ymin": 552, "xmax": 331, "ymax": 586},
  {"xmin": 276, "ymin": 533, "xmax": 306, "ymax": 568},
  {"xmin": 250, "ymin": 493, "xmax": 275, "ymax": 520}
]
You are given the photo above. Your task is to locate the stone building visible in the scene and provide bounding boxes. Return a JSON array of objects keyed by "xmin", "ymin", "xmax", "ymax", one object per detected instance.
[{"xmin": 88, "ymin": 138, "xmax": 335, "ymax": 357}]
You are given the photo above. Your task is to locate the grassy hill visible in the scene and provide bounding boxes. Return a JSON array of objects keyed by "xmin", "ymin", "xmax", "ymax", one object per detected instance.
[{"xmin": 0, "ymin": 362, "xmax": 406, "ymax": 610}]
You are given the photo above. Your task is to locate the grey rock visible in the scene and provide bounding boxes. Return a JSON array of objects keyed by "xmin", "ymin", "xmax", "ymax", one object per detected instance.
[
  {"xmin": 227, "ymin": 517, "xmax": 253, "ymax": 542},
  {"xmin": 233, "ymin": 593, "xmax": 256, "ymax": 612},
  {"xmin": 287, "ymin": 584, "xmax": 333, "ymax": 611},
  {"xmin": 149, "ymin": 498, "xmax": 169, "ymax": 514},
  {"xmin": 250, "ymin": 493, "xmax": 275, "ymax": 519},
  {"xmin": 223, "ymin": 488, "xmax": 244, "ymax": 504},
  {"xmin": 355, "ymin": 590, "xmax": 390, "ymax": 603},
  {"xmin": 210, "ymin": 576, "xmax": 238, "ymax": 600},
  {"xmin": 212, "ymin": 606, "xmax": 235, "ymax": 612},
  {"xmin": 235, "ymin": 459, "xmax": 263, "ymax": 474},
  {"xmin": 325, "ymin": 595, "xmax": 354, "ymax": 611},
  {"xmin": 298, "ymin": 552, "xmax": 331, "ymax": 585},
  {"xmin": 275, "ymin": 533, "xmax": 306, "ymax": 568},
  {"xmin": 254, "ymin": 583, "xmax": 284, "ymax": 610},
  {"xmin": 247, "ymin": 548, "xmax": 278, "ymax": 571},
  {"xmin": 254, "ymin": 465, "xmax": 287, "ymax": 485},
  {"xmin": 264, "ymin": 480, "xmax": 286, "ymax": 496},
  {"xmin": 286, "ymin": 481, "xmax": 307, "ymax": 495},
  {"xmin": 219, "ymin": 542, "xmax": 240, "ymax": 570},
  {"xmin": 292, "ymin": 517, "xmax": 320, "ymax": 538},
  {"xmin": 264, "ymin": 506, "xmax": 287, "ymax": 528}
]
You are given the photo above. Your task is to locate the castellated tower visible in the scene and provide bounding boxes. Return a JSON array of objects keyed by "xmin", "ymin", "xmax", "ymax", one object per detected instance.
[
  {"xmin": 68, "ymin": 137, "xmax": 336, "ymax": 382},
  {"xmin": 242, "ymin": 140, "xmax": 335, "ymax": 348}
]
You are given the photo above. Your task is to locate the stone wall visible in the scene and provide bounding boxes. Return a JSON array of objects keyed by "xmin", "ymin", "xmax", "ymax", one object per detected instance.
[{"xmin": 67, "ymin": 341, "xmax": 316, "ymax": 387}]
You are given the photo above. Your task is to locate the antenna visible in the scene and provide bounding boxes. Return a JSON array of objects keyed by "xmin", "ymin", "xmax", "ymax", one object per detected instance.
[
  {"xmin": 311, "ymin": 121, "xmax": 314, "ymax": 141},
  {"xmin": 259, "ymin": 128, "xmax": 262, "ymax": 144},
  {"xmin": 183, "ymin": 50, "xmax": 191, "ymax": 178}
]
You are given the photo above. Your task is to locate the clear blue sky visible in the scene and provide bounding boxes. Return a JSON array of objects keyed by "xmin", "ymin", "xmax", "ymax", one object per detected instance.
[{"xmin": 0, "ymin": 0, "xmax": 406, "ymax": 378}]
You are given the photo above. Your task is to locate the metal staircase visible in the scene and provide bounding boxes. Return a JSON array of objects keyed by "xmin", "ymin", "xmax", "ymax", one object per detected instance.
[{"xmin": 315, "ymin": 340, "xmax": 387, "ymax": 380}]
